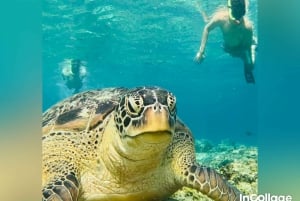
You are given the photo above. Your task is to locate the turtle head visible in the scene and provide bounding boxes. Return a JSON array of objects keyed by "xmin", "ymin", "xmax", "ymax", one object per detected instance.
[{"xmin": 114, "ymin": 87, "xmax": 176, "ymax": 144}]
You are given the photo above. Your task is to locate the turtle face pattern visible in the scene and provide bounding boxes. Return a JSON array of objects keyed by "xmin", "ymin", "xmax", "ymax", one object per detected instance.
[{"xmin": 114, "ymin": 87, "xmax": 177, "ymax": 139}]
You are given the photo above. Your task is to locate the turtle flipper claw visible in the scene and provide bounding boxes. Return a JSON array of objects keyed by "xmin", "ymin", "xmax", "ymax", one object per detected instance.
[{"xmin": 42, "ymin": 172, "xmax": 79, "ymax": 201}]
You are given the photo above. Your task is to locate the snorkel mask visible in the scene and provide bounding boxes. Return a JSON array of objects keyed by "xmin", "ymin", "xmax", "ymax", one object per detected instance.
[
  {"xmin": 71, "ymin": 59, "xmax": 81, "ymax": 74},
  {"xmin": 228, "ymin": 0, "xmax": 246, "ymax": 22}
]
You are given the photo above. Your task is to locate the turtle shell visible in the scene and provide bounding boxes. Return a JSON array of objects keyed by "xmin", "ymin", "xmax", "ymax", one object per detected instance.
[{"xmin": 42, "ymin": 88, "xmax": 128, "ymax": 135}]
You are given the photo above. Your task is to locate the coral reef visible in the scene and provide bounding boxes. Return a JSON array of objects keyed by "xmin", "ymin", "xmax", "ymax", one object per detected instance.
[{"xmin": 168, "ymin": 139, "xmax": 258, "ymax": 201}]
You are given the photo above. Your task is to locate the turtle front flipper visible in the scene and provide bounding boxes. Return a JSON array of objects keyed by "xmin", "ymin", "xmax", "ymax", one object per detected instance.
[
  {"xmin": 182, "ymin": 163, "xmax": 241, "ymax": 201},
  {"xmin": 42, "ymin": 172, "xmax": 80, "ymax": 201},
  {"xmin": 171, "ymin": 120, "xmax": 241, "ymax": 201}
]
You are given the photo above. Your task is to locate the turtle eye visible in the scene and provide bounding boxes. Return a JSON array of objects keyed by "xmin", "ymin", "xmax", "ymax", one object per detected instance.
[
  {"xmin": 126, "ymin": 94, "xmax": 143, "ymax": 115},
  {"xmin": 167, "ymin": 93, "xmax": 176, "ymax": 115}
]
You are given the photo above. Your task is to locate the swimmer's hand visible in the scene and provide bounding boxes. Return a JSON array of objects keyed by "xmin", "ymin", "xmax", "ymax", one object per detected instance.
[{"xmin": 194, "ymin": 51, "xmax": 205, "ymax": 63}]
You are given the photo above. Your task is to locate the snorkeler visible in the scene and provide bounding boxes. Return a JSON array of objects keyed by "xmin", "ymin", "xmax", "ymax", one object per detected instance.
[
  {"xmin": 194, "ymin": 0, "xmax": 257, "ymax": 84},
  {"xmin": 62, "ymin": 59, "xmax": 87, "ymax": 93}
]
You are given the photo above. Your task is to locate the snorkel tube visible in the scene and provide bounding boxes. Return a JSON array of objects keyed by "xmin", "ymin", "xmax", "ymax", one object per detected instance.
[{"xmin": 228, "ymin": 0, "xmax": 236, "ymax": 21}]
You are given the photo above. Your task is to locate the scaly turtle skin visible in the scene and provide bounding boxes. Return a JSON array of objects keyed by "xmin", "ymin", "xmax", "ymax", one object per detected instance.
[{"xmin": 42, "ymin": 86, "xmax": 241, "ymax": 201}]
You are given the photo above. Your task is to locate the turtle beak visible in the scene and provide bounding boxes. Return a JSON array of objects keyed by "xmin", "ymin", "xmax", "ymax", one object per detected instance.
[
  {"xmin": 126, "ymin": 104, "xmax": 174, "ymax": 138},
  {"xmin": 143, "ymin": 105, "xmax": 172, "ymax": 132},
  {"xmin": 133, "ymin": 131, "xmax": 172, "ymax": 144}
]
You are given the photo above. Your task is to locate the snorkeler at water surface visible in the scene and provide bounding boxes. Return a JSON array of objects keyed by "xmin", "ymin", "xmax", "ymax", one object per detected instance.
[
  {"xmin": 62, "ymin": 59, "xmax": 87, "ymax": 94},
  {"xmin": 194, "ymin": 0, "xmax": 257, "ymax": 84}
]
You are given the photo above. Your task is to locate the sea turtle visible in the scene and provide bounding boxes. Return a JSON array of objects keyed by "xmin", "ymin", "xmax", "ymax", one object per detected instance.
[{"xmin": 42, "ymin": 86, "xmax": 241, "ymax": 201}]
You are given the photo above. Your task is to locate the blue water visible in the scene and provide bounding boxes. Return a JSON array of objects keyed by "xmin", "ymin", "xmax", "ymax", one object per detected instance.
[{"xmin": 43, "ymin": 0, "xmax": 258, "ymax": 145}]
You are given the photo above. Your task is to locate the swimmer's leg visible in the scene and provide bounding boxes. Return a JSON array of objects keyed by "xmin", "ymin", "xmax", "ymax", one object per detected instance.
[
  {"xmin": 244, "ymin": 69, "xmax": 255, "ymax": 83},
  {"xmin": 244, "ymin": 63, "xmax": 255, "ymax": 84},
  {"xmin": 242, "ymin": 50, "xmax": 255, "ymax": 84}
]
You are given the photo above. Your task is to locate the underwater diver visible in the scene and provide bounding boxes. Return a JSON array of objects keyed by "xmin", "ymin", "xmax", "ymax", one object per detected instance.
[
  {"xmin": 194, "ymin": 0, "xmax": 257, "ymax": 84},
  {"xmin": 62, "ymin": 59, "xmax": 86, "ymax": 94}
]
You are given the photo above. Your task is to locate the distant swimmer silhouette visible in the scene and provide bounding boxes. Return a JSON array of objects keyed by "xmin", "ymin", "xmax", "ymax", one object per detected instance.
[
  {"xmin": 194, "ymin": 0, "xmax": 257, "ymax": 84},
  {"xmin": 62, "ymin": 59, "xmax": 87, "ymax": 94}
]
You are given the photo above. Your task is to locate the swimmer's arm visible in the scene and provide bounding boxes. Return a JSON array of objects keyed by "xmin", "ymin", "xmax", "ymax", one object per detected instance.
[{"xmin": 196, "ymin": 17, "xmax": 221, "ymax": 56}]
